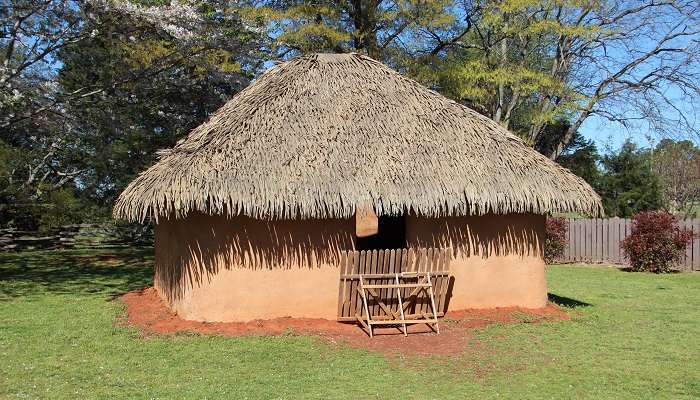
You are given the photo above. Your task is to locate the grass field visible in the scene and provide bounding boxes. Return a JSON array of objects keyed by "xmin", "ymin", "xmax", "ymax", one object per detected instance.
[{"xmin": 1, "ymin": 248, "xmax": 699, "ymax": 399}]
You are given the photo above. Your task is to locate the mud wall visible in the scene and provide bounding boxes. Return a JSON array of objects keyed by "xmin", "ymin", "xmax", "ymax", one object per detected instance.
[
  {"xmin": 154, "ymin": 212, "xmax": 546, "ymax": 322},
  {"xmin": 154, "ymin": 212, "xmax": 355, "ymax": 321},
  {"xmin": 405, "ymin": 213, "xmax": 547, "ymax": 309}
]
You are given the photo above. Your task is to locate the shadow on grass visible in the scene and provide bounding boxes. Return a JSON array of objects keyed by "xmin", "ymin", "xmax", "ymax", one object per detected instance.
[
  {"xmin": 0, "ymin": 248, "xmax": 153, "ymax": 300},
  {"xmin": 548, "ymin": 293, "xmax": 591, "ymax": 308},
  {"xmin": 618, "ymin": 267, "xmax": 683, "ymax": 274}
]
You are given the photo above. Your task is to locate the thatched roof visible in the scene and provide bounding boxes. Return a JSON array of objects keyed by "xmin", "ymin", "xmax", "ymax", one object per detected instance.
[{"xmin": 114, "ymin": 53, "xmax": 602, "ymax": 222}]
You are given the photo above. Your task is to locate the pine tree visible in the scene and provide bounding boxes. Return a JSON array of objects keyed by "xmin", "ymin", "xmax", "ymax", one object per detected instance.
[{"xmin": 597, "ymin": 141, "xmax": 663, "ymax": 217}]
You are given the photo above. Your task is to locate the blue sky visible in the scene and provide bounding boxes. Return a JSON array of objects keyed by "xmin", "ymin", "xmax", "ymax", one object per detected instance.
[
  {"xmin": 579, "ymin": 115, "xmax": 654, "ymax": 152},
  {"xmin": 575, "ymin": 25, "xmax": 699, "ymax": 153},
  {"xmin": 579, "ymin": 89, "xmax": 699, "ymax": 154}
]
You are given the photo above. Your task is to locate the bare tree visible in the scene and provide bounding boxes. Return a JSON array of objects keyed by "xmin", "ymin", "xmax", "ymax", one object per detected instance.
[
  {"xmin": 652, "ymin": 139, "xmax": 700, "ymax": 215},
  {"xmin": 537, "ymin": 0, "xmax": 700, "ymax": 160},
  {"xmin": 418, "ymin": 1, "xmax": 700, "ymax": 160},
  {"xmin": 0, "ymin": 1, "xmax": 86, "ymax": 129}
]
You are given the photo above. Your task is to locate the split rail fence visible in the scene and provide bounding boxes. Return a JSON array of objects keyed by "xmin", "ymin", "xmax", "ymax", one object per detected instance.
[
  {"xmin": 560, "ymin": 218, "xmax": 700, "ymax": 271},
  {"xmin": 0, "ymin": 223, "xmax": 153, "ymax": 251}
]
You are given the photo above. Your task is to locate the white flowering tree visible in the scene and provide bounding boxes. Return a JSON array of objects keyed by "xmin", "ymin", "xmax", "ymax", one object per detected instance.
[{"xmin": 0, "ymin": 0, "xmax": 265, "ymax": 228}]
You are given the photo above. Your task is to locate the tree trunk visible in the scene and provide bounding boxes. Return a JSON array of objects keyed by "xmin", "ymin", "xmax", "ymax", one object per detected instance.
[
  {"xmin": 493, "ymin": 35, "xmax": 508, "ymax": 124},
  {"xmin": 547, "ymin": 110, "xmax": 590, "ymax": 160},
  {"xmin": 349, "ymin": 0, "xmax": 379, "ymax": 58}
]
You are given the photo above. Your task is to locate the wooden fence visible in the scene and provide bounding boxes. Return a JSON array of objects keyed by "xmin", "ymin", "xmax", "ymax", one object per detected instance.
[
  {"xmin": 560, "ymin": 218, "xmax": 700, "ymax": 271},
  {"xmin": 0, "ymin": 223, "xmax": 153, "ymax": 251}
]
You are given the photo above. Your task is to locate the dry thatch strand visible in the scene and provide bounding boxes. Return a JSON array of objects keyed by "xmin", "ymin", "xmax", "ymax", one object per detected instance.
[{"xmin": 114, "ymin": 53, "xmax": 603, "ymax": 222}]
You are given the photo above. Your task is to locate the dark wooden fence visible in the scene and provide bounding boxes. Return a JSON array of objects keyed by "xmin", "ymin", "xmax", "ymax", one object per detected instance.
[
  {"xmin": 560, "ymin": 218, "xmax": 700, "ymax": 271},
  {"xmin": 0, "ymin": 223, "xmax": 153, "ymax": 251}
]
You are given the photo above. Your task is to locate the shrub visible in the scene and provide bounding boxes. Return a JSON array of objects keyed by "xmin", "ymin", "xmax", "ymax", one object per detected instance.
[
  {"xmin": 545, "ymin": 218, "xmax": 568, "ymax": 264},
  {"xmin": 621, "ymin": 211, "xmax": 693, "ymax": 273}
]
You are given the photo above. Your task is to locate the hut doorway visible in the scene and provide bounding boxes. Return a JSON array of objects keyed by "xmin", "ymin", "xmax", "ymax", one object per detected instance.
[{"xmin": 356, "ymin": 215, "xmax": 406, "ymax": 250}]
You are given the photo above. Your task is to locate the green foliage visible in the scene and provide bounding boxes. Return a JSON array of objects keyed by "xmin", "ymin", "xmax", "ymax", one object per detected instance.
[
  {"xmin": 0, "ymin": 142, "xmax": 31, "ymax": 228},
  {"xmin": 0, "ymin": 141, "xmax": 79, "ymax": 230},
  {"xmin": 1, "ymin": 249, "xmax": 699, "ymax": 398},
  {"xmin": 263, "ymin": 0, "xmax": 456, "ymax": 58},
  {"xmin": 0, "ymin": 140, "xmax": 100, "ymax": 230},
  {"xmin": 597, "ymin": 141, "xmax": 663, "ymax": 217},
  {"xmin": 57, "ymin": 13, "xmax": 252, "ymax": 205},
  {"xmin": 35, "ymin": 189, "xmax": 82, "ymax": 232},
  {"xmin": 546, "ymin": 125, "xmax": 602, "ymax": 205},
  {"xmin": 4, "ymin": 0, "xmax": 697, "ymax": 227},
  {"xmin": 552, "ymin": 137, "xmax": 696, "ymax": 218},
  {"xmin": 0, "ymin": 189, "xmax": 90, "ymax": 232},
  {"xmin": 400, "ymin": 0, "xmax": 598, "ymax": 138},
  {"xmin": 556, "ymin": 132, "xmax": 602, "ymax": 188},
  {"xmin": 271, "ymin": 2, "xmax": 351, "ymax": 53},
  {"xmin": 0, "ymin": 1, "xmax": 264, "ymax": 230}
]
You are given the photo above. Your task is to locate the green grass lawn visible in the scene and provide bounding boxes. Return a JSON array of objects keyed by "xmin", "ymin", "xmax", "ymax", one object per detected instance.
[{"xmin": 1, "ymin": 249, "xmax": 699, "ymax": 399}]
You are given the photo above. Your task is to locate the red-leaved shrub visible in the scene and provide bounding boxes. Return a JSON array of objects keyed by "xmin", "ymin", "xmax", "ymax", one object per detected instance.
[
  {"xmin": 621, "ymin": 211, "xmax": 693, "ymax": 273},
  {"xmin": 545, "ymin": 218, "xmax": 568, "ymax": 264}
]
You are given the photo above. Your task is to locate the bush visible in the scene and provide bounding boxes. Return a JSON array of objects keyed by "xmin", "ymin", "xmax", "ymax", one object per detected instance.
[
  {"xmin": 545, "ymin": 218, "xmax": 568, "ymax": 264},
  {"xmin": 621, "ymin": 211, "xmax": 693, "ymax": 273}
]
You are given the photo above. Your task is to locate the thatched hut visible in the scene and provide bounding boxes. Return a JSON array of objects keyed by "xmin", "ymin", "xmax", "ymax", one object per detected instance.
[{"xmin": 114, "ymin": 53, "xmax": 601, "ymax": 322}]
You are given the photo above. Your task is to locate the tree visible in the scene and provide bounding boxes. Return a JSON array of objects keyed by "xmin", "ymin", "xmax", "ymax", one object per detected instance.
[
  {"xmin": 1, "ymin": 0, "xmax": 90, "ymax": 213},
  {"xmin": 261, "ymin": 0, "xmax": 466, "ymax": 61},
  {"xmin": 534, "ymin": 119, "xmax": 601, "ymax": 187},
  {"xmin": 651, "ymin": 139, "xmax": 700, "ymax": 215},
  {"xmin": 597, "ymin": 140, "xmax": 662, "ymax": 217},
  {"xmin": 0, "ymin": 0, "xmax": 266, "ymax": 228},
  {"xmin": 57, "ymin": 1, "xmax": 264, "ymax": 206},
  {"xmin": 537, "ymin": 0, "xmax": 700, "ymax": 160},
  {"xmin": 555, "ymin": 133, "xmax": 601, "ymax": 189},
  {"xmin": 0, "ymin": 1, "xmax": 86, "ymax": 128},
  {"xmin": 400, "ymin": 0, "xmax": 700, "ymax": 159}
]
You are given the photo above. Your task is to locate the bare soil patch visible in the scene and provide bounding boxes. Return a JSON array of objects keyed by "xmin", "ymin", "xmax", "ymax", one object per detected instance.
[{"xmin": 120, "ymin": 287, "xmax": 570, "ymax": 356}]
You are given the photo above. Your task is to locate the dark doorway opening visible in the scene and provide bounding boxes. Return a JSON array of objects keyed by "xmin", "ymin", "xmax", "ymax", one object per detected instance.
[{"xmin": 356, "ymin": 215, "xmax": 406, "ymax": 250}]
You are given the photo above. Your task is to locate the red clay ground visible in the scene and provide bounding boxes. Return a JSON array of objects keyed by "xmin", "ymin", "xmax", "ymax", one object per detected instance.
[{"xmin": 120, "ymin": 288, "xmax": 570, "ymax": 356}]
